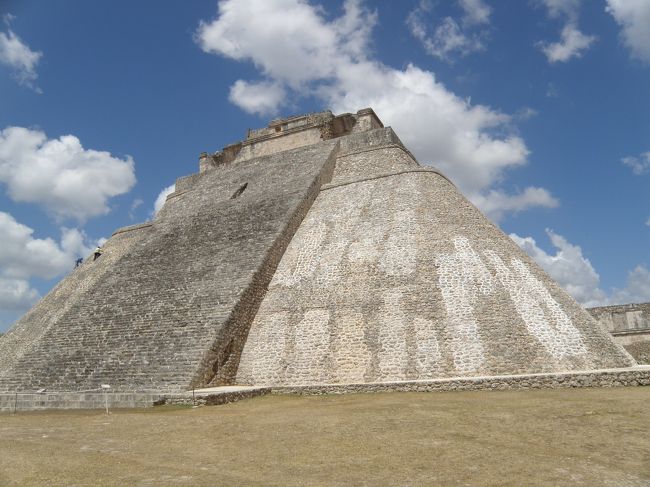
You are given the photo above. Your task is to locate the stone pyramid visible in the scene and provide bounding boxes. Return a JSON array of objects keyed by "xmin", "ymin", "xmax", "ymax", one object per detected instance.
[{"xmin": 0, "ymin": 109, "xmax": 636, "ymax": 393}]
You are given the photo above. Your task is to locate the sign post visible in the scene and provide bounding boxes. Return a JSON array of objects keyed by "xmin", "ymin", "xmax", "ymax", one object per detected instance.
[{"xmin": 101, "ymin": 384, "xmax": 111, "ymax": 415}]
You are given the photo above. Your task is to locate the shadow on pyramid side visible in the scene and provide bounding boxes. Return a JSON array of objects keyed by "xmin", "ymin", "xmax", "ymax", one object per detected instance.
[{"xmin": 0, "ymin": 109, "xmax": 637, "ymax": 393}]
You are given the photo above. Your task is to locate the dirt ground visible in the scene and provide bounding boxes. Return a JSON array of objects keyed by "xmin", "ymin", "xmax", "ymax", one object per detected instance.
[{"xmin": 1, "ymin": 387, "xmax": 649, "ymax": 486}]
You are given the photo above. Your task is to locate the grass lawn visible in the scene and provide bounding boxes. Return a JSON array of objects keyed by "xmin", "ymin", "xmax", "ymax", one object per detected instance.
[{"xmin": 1, "ymin": 387, "xmax": 649, "ymax": 486}]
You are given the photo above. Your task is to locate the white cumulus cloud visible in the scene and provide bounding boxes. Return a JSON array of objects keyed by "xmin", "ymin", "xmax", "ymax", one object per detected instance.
[
  {"xmin": 458, "ymin": 0, "xmax": 492, "ymax": 26},
  {"xmin": 610, "ymin": 266, "xmax": 650, "ymax": 305},
  {"xmin": 606, "ymin": 0, "xmax": 650, "ymax": 63},
  {"xmin": 510, "ymin": 229, "xmax": 606, "ymax": 306},
  {"xmin": 537, "ymin": 0, "xmax": 595, "ymax": 64},
  {"xmin": 538, "ymin": 24, "xmax": 596, "ymax": 63},
  {"xmin": 0, "ymin": 15, "xmax": 42, "ymax": 91},
  {"xmin": 152, "ymin": 184, "xmax": 175, "ymax": 217},
  {"xmin": 406, "ymin": 0, "xmax": 488, "ymax": 61},
  {"xmin": 0, "ymin": 212, "xmax": 92, "ymax": 280},
  {"xmin": 229, "ymin": 80, "xmax": 286, "ymax": 116},
  {"xmin": 196, "ymin": 0, "xmax": 376, "ymax": 89},
  {"xmin": 622, "ymin": 151, "xmax": 650, "ymax": 175},
  {"xmin": 196, "ymin": 0, "xmax": 557, "ymax": 221},
  {"xmin": 0, "ymin": 211, "xmax": 97, "ymax": 313},
  {"xmin": 0, "ymin": 277, "xmax": 40, "ymax": 312},
  {"xmin": 0, "ymin": 126, "xmax": 136, "ymax": 222},
  {"xmin": 473, "ymin": 187, "xmax": 559, "ymax": 222}
]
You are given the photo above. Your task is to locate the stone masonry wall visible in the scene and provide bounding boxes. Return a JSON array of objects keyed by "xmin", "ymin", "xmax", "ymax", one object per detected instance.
[
  {"xmin": 587, "ymin": 303, "xmax": 650, "ymax": 364},
  {"xmin": 0, "ymin": 226, "xmax": 149, "ymax": 374},
  {"xmin": 271, "ymin": 368, "xmax": 650, "ymax": 395},
  {"xmin": 587, "ymin": 302, "xmax": 650, "ymax": 333},
  {"xmin": 236, "ymin": 128, "xmax": 635, "ymax": 386},
  {"xmin": 0, "ymin": 141, "xmax": 338, "ymax": 392}
]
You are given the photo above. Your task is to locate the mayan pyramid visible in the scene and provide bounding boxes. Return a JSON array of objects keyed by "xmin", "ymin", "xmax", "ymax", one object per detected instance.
[{"xmin": 0, "ymin": 108, "xmax": 636, "ymax": 393}]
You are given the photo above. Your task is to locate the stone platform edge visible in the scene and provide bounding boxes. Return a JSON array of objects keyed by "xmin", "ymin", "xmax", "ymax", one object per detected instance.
[
  {"xmin": 164, "ymin": 366, "xmax": 650, "ymax": 406},
  {"xmin": 269, "ymin": 366, "xmax": 650, "ymax": 395},
  {"xmin": 2, "ymin": 367, "xmax": 649, "ymax": 411},
  {"xmin": 162, "ymin": 386, "xmax": 272, "ymax": 407},
  {"xmin": 0, "ymin": 391, "xmax": 167, "ymax": 413}
]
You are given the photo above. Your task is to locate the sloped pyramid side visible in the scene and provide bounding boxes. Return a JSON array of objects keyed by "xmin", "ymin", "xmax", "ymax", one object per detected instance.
[
  {"xmin": 0, "ymin": 141, "xmax": 339, "ymax": 392},
  {"xmin": 236, "ymin": 127, "xmax": 635, "ymax": 386},
  {"xmin": 0, "ymin": 109, "xmax": 636, "ymax": 395}
]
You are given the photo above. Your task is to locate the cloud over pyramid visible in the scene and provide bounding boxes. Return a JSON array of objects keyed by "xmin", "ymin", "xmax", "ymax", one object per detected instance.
[{"xmin": 0, "ymin": 109, "xmax": 636, "ymax": 393}]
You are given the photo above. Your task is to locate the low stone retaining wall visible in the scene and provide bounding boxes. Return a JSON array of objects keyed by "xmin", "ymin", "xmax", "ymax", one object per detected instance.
[
  {"xmin": 0, "ymin": 387, "xmax": 272, "ymax": 412},
  {"xmin": 271, "ymin": 367, "xmax": 650, "ymax": 395},
  {"xmin": 162, "ymin": 387, "xmax": 271, "ymax": 407},
  {"xmin": 3, "ymin": 367, "xmax": 649, "ymax": 412},
  {"xmin": 0, "ymin": 391, "xmax": 166, "ymax": 413}
]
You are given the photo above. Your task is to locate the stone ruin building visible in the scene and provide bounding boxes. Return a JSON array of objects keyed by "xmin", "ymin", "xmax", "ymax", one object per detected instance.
[
  {"xmin": 588, "ymin": 303, "xmax": 650, "ymax": 364},
  {"xmin": 0, "ymin": 108, "xmax": 646, "ymax": 404}
]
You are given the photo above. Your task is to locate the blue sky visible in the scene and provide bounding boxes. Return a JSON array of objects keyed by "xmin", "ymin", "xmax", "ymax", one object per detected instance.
[{"xmin": 0, "ymin": 0, "xmax": 648, "ymax": 331}]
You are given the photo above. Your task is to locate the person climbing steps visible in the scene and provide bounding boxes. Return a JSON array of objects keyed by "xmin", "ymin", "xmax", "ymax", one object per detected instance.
[{"xmin": 93, "ymin": 247, "xmax": 103, "ymax": 261}]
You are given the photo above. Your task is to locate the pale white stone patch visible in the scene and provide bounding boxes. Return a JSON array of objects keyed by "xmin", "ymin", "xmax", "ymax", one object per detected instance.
[
  {"xmin": 485, "ymin": 252, "xmax": 586, "ymax": 359},
  {"xmin": 377, "ymin": 289, "xmax": 408, "ymax": 380},
  {"xmin": 237, "ymin": 311, "xmax": 289, "ymax": 385},
  {"xmin": 346, "ymin": 238, "xmax": 380, "ymax": 264},
  {"xmin": 313, "ymin": 238, "xmax": 347, "ymax": 287},
  {"xmin": 273, "ymin": 221, "xmax": 327, "ymax": 287},
  {"xmin": 436, "ymin": 236, "xmax": 492, "ymax": 373},
  {"xmin": 379, "ymin": 208, "xmax": 417, "ymax": 277},
  {"xmin": 379, "ymin": 177, "xmax": 419, "ymax": 277},
  {"xmin": 313, "ymin": 184, "xmax": 375, "ymax": 287}
]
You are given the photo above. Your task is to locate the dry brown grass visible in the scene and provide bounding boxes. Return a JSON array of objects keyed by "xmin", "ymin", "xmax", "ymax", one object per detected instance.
[{"xmin": 1, "ymin": 387, "xmax": 649, "ymax": 486}]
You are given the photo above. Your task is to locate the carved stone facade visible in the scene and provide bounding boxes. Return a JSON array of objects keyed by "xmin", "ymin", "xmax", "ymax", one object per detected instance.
[{"xmin": 587, "ymin": 303, "xmax": 650, "ymax": 364}]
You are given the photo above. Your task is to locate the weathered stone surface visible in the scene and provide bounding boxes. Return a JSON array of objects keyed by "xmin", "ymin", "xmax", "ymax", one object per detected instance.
[
  {"xmin": 271, "ymin": 367, "xmax": 650, "ymax": 395},
  {"xmin": 587, "ymin": 302, "xmax": 650, "ymax": 333},
  {"xmin": 162, "ymin": 386, "xmax": 271, "ymax": 407},
  {"xmin": 0, "ymin": 135, "xmax": 339, "ymax": 392},
  {"xmin": 0, "ymin": 391, "xmax": 167, "ymax": 412},
  {"xmin": 3, "ymin": 367, "xmax": 649, "ymax": 412},
  {"xmin": 0, "ymin": 108, "xmax": 638, "ymax": 398},
  {"xmin": 235, "ymin": 125, "xmax": 635, "ymax": 386},
  {"xmin": 621, "ymin": 341, "xmax": 650, "ymax": 364},
  {"xmin": 587, "ymin": 303, "xmax": 650, "ymax": 363}
]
